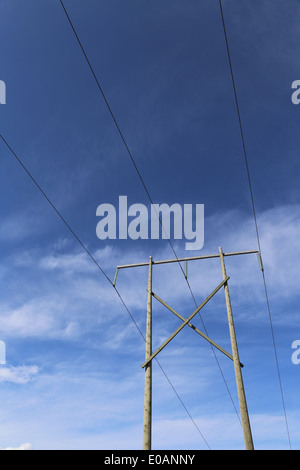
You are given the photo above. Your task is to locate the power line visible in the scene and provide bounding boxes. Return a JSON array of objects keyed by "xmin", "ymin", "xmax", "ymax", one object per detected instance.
[
  {"xmin": 58, "ymin": 0, "xmax": 189, "ymax": 282},
  {"xmin": 0, "ymin": 133, "xmax": 211, "ymax": 450},
  {"xmin": 58, "ymin": 0, "xmax": 242, "ymax": 425},
  {"xmin": 218, "ymin": 0, "xmax": 292, "ymax": 450}
]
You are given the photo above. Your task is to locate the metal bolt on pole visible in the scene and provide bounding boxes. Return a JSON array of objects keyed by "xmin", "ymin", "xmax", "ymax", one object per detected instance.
[
  {"xmin": 219, "ymin": 247, "xmax": 254, "ymax": 450},
  {"xmin": 142, "ymin": 256, "xmax": 153, "ymax": 450}
]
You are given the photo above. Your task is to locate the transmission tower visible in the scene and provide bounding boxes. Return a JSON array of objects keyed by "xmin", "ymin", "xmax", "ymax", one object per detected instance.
[{"xmin": 115, "ymin": 247, "xmax": 261, "ymax": 450}]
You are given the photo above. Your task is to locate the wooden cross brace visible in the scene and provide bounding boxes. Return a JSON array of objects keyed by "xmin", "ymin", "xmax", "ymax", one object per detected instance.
[{"xmin": 141, "ymin": 276, "xmax": 243, "ymax": 368}]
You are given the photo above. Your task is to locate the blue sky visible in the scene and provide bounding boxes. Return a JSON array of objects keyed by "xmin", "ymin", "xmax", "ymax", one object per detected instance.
[{"xmin": 0, "ymin": 0, "xmax": 300, "ymax": 450}]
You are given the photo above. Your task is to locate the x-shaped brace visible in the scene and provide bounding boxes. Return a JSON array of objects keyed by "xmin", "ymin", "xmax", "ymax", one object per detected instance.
[{"xmin": 141, "ymin": 276, "xmax": 243, "ymax": 369}]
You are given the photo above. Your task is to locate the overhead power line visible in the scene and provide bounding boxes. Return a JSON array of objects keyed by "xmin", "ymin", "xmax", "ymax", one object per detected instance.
[
  {"xmin": 218, "ymin": 0, "xmax": 292, "ymax": 450},
  {"xmin": 0, "ymin": 133, "xmax": 211, "ymax": 450},
  {"xmin": 58, "ymin": 0, "xmax": 242, "ymax": 425}
]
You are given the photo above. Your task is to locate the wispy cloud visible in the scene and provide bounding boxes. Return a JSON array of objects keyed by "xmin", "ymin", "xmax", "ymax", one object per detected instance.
[
  {"xmin": 0, "ymin": 203, "xmax": 298, "ymax": 343},
  {"xmin": 0, "ymin": 443, "xmax": 33, "ymax": 450},
  {"xmin": 0, "ymin": 365, "xmax": 39, "ymax": 384},
  {"xmin": 0, "ymin": 297, "xmax": 79, "ymax": 339},
  {"xmin": 0, "ymin": 211, "xmax": 48, "ymax": 243}
]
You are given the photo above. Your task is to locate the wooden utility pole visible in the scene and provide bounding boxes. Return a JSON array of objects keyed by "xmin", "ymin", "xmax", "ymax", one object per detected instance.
[
  {"xmin": 115, "ymin": 248, "xmax": 258, "ymax": 450},
  {"xmin": 219, "ymin": 247, "xmax": 254, "ymax": 450},
  {"xmin": 142, "ymin": 256, "xmax": 153, "ymax": 450}
]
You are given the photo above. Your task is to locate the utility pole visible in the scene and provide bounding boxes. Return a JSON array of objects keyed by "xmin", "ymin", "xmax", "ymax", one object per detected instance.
[
  {"xmin": 115, "ymin": 248, "xmax": 258, "ymax": 450},
  {"xmin": 219, "ymin": 247, "xmax": 254, "ymax": 450},
  {"xmin": 142, "ymin": 256, "xmax": 153, "ymax": 450}
]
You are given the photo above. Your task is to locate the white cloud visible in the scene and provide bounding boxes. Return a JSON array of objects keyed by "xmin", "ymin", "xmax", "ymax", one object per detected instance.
[
  {"xmin": 39, "ymin": 250, "xmax": 96, "ymax": 274},
  {"xmin": 0, "ymin": 297, "xmax": 75, "ymax": 339},
  {"xmin": 0, "ymin": 203, "xmax": 299, "ymax": 342},
  {"xmin": 0, "ymin": 443, "xmax": 33, "ymax": 450},
  {"xmin": 0, "ymin": 365, "xmax": 39, "ymax": 384}
]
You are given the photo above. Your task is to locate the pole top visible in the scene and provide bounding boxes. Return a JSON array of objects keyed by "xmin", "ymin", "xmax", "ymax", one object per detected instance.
[{"xmin": 117, "ymin": 249, "xmax": 259, "ymax": 269}]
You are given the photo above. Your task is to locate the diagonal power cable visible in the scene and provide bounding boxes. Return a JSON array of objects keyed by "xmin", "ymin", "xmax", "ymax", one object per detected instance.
[
  {"xmin": 58, "ymin": 0, "xmax": 242, "ymax": 424},
  {"xmin": 218, "ymin": 0, "xmax": 292, "ymax": 449},
  {"xmin": 0, "ymin": 133, "xmax": 211, "ymax": 449}
]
